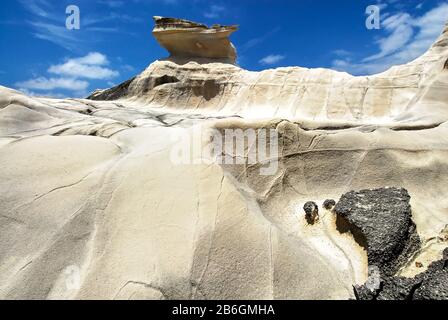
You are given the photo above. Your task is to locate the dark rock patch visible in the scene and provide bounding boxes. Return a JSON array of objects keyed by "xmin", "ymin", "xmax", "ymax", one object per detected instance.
[
  {"xmin": 303, "ymin": 201, "xmax": 319, "ymax": 224},
  {"xmin": 334, "ymin": 187, "xmax": 421, "ymax": 276},
  {"xmin": 153, "ymin": 75, "xmax": 180, "ymax": 88},
  {"xmin": 88, "ymin": 77, "xmax": 136, "ymax": 101},
  {"xmin": 335, "ymin": 214, "xmax": 368, "ymax": 252},
  {"xmin": 355, "ymin": 248, "xmax": 448, "ymax": 300},
  {"xmin": 323, "ymin": 199, "xmax": 336, "ymax": 210},
  {"xmin": 335, "ymin": 187, "xmax": 447, "ymax": 300}
]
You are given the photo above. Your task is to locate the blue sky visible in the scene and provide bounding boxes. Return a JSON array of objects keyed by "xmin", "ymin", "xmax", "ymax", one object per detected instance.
[{"xmin": 0, "ymin": 0, "xmax": 447, "ymax": 98}]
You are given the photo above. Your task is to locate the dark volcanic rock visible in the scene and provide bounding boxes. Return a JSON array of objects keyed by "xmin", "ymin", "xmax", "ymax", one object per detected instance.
[
  {"xmin": 334, "ymin": 187, "xmax": 421, "ymax": 276},
  {"xmin": 303, "ymin": 201, "xmax": 319, "ymax": 224},
  {"xmin": 412, "ymin": 255, "xmax": 448, "ymax": 300},
  {"xmin": 323, "ymin": 199, "xmax": 336, "ymax": 210},
  {"xmin": 376, "ymin": 276, "xmax": 420, "ymax": 300},
  {"xmin": 355, "ymin": 248, "xmax": 448, "ymax": 300},
  {"xmin": 339, "ymin": 187, "xmax": 447, "ymax": 300}
]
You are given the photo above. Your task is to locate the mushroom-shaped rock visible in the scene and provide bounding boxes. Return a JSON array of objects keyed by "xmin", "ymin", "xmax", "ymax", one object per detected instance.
[
  {"xmin": 323, "ymin": 199, "xmax": 336, "ymax": 210},
  {"xmin": 303, "ymin": 201, "xmax": 319, "ymax": 224},
  {"xmin": 152, "ymin": 16, "xmax": 238, "ymax": 63}
]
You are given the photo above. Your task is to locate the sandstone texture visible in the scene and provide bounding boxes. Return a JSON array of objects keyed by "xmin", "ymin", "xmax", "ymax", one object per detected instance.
[
  {"xmin": 1, "ymin": 19, "xmax": 448, "ymax": 300},
  {"xmin": 152, "ymin": 16, "xmax": 238, "ymax": 63}
]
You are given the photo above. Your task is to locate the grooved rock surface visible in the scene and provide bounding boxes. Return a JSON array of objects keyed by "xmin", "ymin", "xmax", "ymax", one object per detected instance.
[{"xmin": 1, "ymin": 18, "xmax": 448, "ymax": 300}]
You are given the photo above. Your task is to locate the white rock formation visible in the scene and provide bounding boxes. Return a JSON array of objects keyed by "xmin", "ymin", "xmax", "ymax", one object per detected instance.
[
  {"xmin": 0, "ymin": 20, "xmax": 447, "ymax": 300},
  {"xmin": 152, "ymin": 16, "xmax": 238, "ymax": 63}
]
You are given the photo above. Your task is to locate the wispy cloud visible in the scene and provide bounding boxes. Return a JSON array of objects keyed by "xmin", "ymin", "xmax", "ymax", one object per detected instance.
[
  {"xmin": 19, "ymin": 0, "xmax": 141, "ymax": 51},
  {"xmin": 332, "ymin": 49, "xmax": 352, "ymax": 58},
  {"xmin": 259, "ymin": 54, "xmax": 285, "ymax": 65},
  {"xmin": 240, "ymin": 27, "xmax": 281, "ymax": 53},
  {"xmin": 363, "ymin": 13, "xmax": 414, "ymax": 62},
  {"xmin": 332, "ymin": 3, "xmax": 448, "ymax": 75},
  {"xmin": 97, "ymin": 0, "xmax": 125, "ymax": 8},
  {"xmin": 18, "ymin": 88, "xmax": 69, "ymax": 99},
  {"xmin": 83, "ymin": 12, "xmax": 144, "ymax": 27},
  {"xmin": 19, "ymin": 0, "xmax": 54, "ymax": 19},
  {"xmin": 16, "ymin": 77, "xmax": 89, "ymax": 91},
  {"xmin": 30, "ymin": 20, "xmax": 82, "ymax": 50},
  {"xmin": 204, "ymin": 4, "xmax": 226, "ymax": 19}
]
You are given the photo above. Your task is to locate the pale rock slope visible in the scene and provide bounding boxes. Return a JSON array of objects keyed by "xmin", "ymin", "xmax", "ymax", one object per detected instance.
[{"xmin": 0, "ymin": 18, "xmax": 447, "ymax": 300}]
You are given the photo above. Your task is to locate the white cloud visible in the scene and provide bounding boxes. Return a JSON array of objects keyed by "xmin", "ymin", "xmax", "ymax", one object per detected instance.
[
  {"xmin": 332, "ymin": 3, "xmax": 448, "ymax": 75},
  {"xmin": 18, "ymin": 88, "xmax": 69, "ymax": 99},
  {"xmin": 48, "ymin": 52, "xmax": 119, "ymax": 80},
  {"xmin": 98, "ymin": 0, "xmax": 125, "ymax": 8},
  {"xmin": 204, "ymin": 5, "xmax": 226, "ymax": 19},
  {"xmin": 363, "ymin": 13, "xmax": 414, "ymax": 62},
  {"xmin": 333, "ymin": 49, "xmax": 352, "ymax": 57},
  {"xmin": 30, "ymin": 21, "xmax": 81, "ymax": 51},
  {"xmin": 259, "ymin": 54, "xmax": 285, "ymax": 65},
  {"xmin": 20, "ymin": 0, "xmax": 52, "ymax": 19},
  {"xmin": 240, "ymin": 27, "xmax": 281, "ymax": 53},
  {"xmin": 15, "ymin": 52, "xmax": 118, "ymax": 98},
  {"xmin": 16, "ymin": 77, "xmax": 89, "ymax": 91},
  {"xmin": 122, "ymin": 64, "xmax": 136, "ymax": 72},
  {"xmin": 19, "ymin": 1, "xmax": 139, "ymax": 51}
]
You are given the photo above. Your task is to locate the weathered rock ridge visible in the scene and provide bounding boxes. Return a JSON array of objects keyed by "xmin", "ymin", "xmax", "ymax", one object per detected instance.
[{"xmin": 91, "ymin": 22, "xmax": 448, "ymax": 127}]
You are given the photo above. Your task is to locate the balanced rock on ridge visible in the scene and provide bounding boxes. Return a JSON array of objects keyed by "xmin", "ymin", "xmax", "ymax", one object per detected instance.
[{"xmin": 152, "ymin": 16, "xmax": 238, "ymax": 63}]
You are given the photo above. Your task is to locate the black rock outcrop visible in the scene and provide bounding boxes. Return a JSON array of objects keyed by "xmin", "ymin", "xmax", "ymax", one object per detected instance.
[
  {"xmin": 355, "ymin": 248, "xmax": 448, "ymax": 300},
  {"xmin": 334, "ymin": 187, "xmax": 421, "ymax": 276},
  {"xmin": 335, "ymin": 187, "xmax": 447, "ymax": 300}
]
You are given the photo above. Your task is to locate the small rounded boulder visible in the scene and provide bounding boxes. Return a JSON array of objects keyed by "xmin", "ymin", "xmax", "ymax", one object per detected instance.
[
  {"xmin": 323, "ymin": 199, "xmax": 336, "ymax": 210},
  {"xmin": 303, "ymin": 201, "xmax": 319, "ymax": 224}
]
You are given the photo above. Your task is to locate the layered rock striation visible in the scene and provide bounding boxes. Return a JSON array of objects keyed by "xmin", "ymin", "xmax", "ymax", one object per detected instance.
[
  {"xmin": 152, "ymin": 16, "xmax": 238, "ymax": 63},
  {"xmin": 90, "ymin": 22, "xmax": 448, "ymax": 127}
]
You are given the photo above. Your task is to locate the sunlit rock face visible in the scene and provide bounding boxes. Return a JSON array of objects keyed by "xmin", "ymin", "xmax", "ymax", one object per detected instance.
[
  {"xmin": 92, "ymin": 22, "xmax": 448, "ymax": 126},
  {"xmin": 152, "ymin": 16, "xmax": 238, "ymax": 63},
  {"xmin": 1, "ymin": 18, "xmax": 448, "ymax": 300}
]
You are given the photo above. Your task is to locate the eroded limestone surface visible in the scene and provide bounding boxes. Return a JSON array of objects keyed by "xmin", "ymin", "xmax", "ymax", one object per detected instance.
[{"xmin": 1, "ymin": 18, "xmax": 448, "ymax": 300}]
